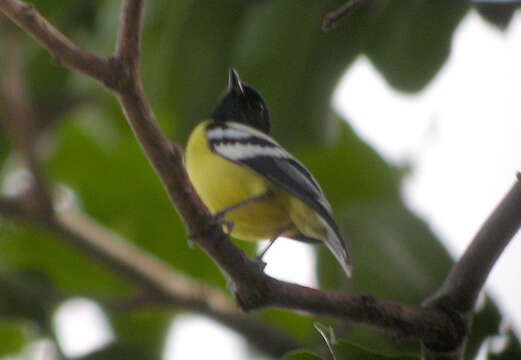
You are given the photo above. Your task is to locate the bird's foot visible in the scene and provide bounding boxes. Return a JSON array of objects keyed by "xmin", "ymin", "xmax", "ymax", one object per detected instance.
[
  {"xmin": 214, "ymin": 212, "xmax": 234, "ymax": 235},
  {"xmin": 186, "ymin": 236, "xmax": 196, "ymax": 249},
  {"xmin": 226, "ymin": 277, "xmax": 237, "ymax": 294},
  {"xmin": 186, "ymin": 215, "xmax": 234, "ymax": 248},
  {"xmin": 252, "ymin": 254, "xmax": 267, "ymax": 272}
]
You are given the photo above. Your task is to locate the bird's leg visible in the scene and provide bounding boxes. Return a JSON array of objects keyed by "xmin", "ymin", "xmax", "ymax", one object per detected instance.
[
  {"xmin": 188, "ymin": 192, "xmax": 272, "ymax": 246},
  {"xmin": 253, "ymin": 238, "xmax": 277, "ymax": 270},
  {"xmin": 214, "ymin": 191, "xmax": 272, "ymax": 234},
  {"xmin": 253, "ymin": 225, "xmax": 293, "ymax": 271},
  {"xmin": 215, "ymin": 192, "xmax": 271, "ymax": 218}
]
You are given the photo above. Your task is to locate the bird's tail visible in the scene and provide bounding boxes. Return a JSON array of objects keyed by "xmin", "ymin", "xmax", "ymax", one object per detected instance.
[{"xmin": 318, "ymin": 216, "xmax": 352, "ymax": 278}]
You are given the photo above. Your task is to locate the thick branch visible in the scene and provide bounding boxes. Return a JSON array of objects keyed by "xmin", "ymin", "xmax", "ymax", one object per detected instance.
[
  {"xmin": 421, "ymin": 175, "xmax": 521, "ymax": 357},
  {"xmin": 430, "ymin": 175, "xmax": 521, "ymax": 313},
  {"xmin": 268, "ymin": 279, "xmax": 459, "ymax": 345}
]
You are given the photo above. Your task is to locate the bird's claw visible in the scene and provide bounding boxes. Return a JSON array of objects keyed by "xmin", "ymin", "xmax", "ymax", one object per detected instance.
[
  {"xmin": 186, "ymin": 236, "xmax": 196, "ymax": 249},
  {"xmin": 214, "ymin": 213, "xmax": 234, "ymax": 235},
  {"xmin": 253, "ymin": 254, "xmax": 267, "ymax": 272}
]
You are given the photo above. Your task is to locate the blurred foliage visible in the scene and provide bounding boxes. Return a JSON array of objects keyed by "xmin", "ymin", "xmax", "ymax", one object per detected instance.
[
  {"xmin": 0, "ymin": 0, "xmax": 520, "ymax": 359},
  {"xmin": 0, "ymin": 320, "xmax": 26, "ymax": 357},
  {"xmin": 283, "ymin": 339, "xmax": 420, "ymax": 360},
  {"xmin": 282, "ymin": 350, "xmax": 323, "ymax": 360},
  {"xmin": 108, "ymin": 308, "xmax": 173, "ymax": 359},
  {"xmin": 330, "ymin": 339, "xmax": 419, "ymax": 360},
  {"xmin": 474, "ymin": 0, "xmax": 521, "ymax": 29},
  {"xmin": 77, "ymin": 342, "xmax": 151, "ymax": 360}
]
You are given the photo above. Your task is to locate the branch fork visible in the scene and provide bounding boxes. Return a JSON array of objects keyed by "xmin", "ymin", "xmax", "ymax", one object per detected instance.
[{"xmin": 1, "ymin": 1, "xmax": 521, "ymax": 359}]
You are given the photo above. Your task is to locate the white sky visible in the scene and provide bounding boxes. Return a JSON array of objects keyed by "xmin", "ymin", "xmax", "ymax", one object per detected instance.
[
  {"xmin": 28, "ymin": 9, "xmax": 521, "ymax": 360},
  {"xmin": 333, "ymin": 10, "xmax": 521, "ymax": 338}
]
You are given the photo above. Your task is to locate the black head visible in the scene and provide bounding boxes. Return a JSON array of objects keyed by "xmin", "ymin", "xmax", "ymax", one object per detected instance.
[{"xmin": 211, "ymin": 68, "xmax": 270, "ymax": 134}]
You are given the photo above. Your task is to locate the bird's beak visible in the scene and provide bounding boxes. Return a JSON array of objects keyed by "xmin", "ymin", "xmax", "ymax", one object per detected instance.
[{"xmin": 228, "ymin": 68, "xmax": 244, "ymax": 95}]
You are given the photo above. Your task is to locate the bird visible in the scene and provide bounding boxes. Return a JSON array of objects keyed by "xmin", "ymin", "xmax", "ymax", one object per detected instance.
[{"xmin": 184, "ymin": 68, "xmax": 352, "ymax": 277}]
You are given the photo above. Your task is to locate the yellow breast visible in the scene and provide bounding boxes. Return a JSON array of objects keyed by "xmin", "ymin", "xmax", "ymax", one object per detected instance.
[{"xmin": 184, "ymin": 121, "xmax": 293, "ymax": 241}]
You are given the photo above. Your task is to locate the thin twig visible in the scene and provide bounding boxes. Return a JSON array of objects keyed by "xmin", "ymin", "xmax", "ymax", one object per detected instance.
[
  {"xmin": 0, "ymin": 0, "xmax": 114, "ymax": 87},
  {"xmin": 0, "ymin": 20, "xmax": 53, "ymax": 220},
  {"xmin": 116, "ymin": 0, "xmax": 143, "ymax": 73},
  {"xmin": 52, "ymin": 208, "xmax": 231, "ymax": 312},
  {"xmin": 322, "ymin": 0, "xmax": 372, "ymax": 32}
]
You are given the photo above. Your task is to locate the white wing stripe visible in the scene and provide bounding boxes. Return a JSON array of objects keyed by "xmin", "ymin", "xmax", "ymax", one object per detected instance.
[
  {"xmin": 207, "ymin": 122, "xmax": 277, "ymax": 145},
  {"xmin": 207, "ymin": 127, "xmax": 252, "ymax": 140},
  {"xmin": 228, "ymin": 122, "xmax": 279, "ymax": 145},
  {"xmin": 207, "ymin": 121, "xmax": 332, "ymax": 213},
  {"xmin": 214, "ymin": 143, "xmax": 291, "ymax": 160}
]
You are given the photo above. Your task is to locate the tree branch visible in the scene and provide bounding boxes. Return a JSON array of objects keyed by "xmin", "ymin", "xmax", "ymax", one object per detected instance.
[
  {"xmin": 0, "ymin": 19, "xmax": 53, "ymax": 220},
  {"xmin": 50, "ymin": 208, "xmax": 300, "ymax": 357},
  {"xmin": 0, "ymin": 2, "xmax": 300, "ymax": 355},
  {"xmin": 2, "ymin": 1, "xmax": 520, "ymax": 359},
  {"xmin": 0, "ymin": 194, "xmax": 301, "ymax": 357},
  {"xmin": 422, "ymin": 174, "xmax": 521, "ymax": 357},
  {"xmin": 0, "ymin": 0, "xmax": 114, "ymax": 87},
  {"xmin": 115, "ymin": 0, "xmax": 143, "ymax": 73},
  {"xmin": 0, "ymin": 0, "xmax": 463, "ymax": 348},
  {"xmin": 431, "ymin": 175, "xmax": 521, "ymax": 312}
]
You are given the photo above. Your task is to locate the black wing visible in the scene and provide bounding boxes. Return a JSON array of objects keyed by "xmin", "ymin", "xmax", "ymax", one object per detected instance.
[
  {"xmin": 205, "ymin": 122, "xmax": 331, "ymax": 218},
  {"xmin": 206, "ymin": 122, "xmax": 352, "ymax": 276}
]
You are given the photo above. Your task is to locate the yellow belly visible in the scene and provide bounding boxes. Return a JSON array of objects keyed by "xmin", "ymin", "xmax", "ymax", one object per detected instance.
[{"xmin": 185, "ymin": 121, "xmax": 294, "ymax": 241}]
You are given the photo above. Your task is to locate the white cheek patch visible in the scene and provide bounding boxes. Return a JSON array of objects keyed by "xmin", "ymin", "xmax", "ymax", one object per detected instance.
[{"xmin": 214, "ymin": 143, "xmax": 291, "ymax": 161}]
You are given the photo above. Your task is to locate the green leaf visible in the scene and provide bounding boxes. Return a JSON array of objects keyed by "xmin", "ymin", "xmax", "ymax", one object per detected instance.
[
  {"xmin": 77, "ymin": 342, "xmax": 151, "ymax": 360},
  {"xmin": 0, "ymin": 127, "xmax": 10, "ymax": 173},
  {"xmin": 363, "ymin": 0, "xmax": 468, "ymax": 92},
  {"xmin": 235, "ymin": 0, "xmax": 363, "ymax": 144},
  {"xmin": 141, "ymin": 0, "xmax": 250, "ymax": 142},
  {"xmin": 45, "ymin": 114, "xmax": 223, "ymax": 287},
  {"xmin": 0, "ymin": 224, "xmax": 132, "ymax": 295},
  {"xmin": 109, "ymin": 308, "xmax": 173, "ymax": 359},
  {"xmin": 282, "ymin": 350, "xmax": 324, "ymax": 360},
  {"xmin": 0, "ymin": 320, "xmax": 26, "ymax": 357},
  {"xmin": 332, "ymin": 339, "xmax": 419, "ymax": 359},
  {"xmin": 282, "ymin": 338, "xmax": 420, "ymax": 360},
  {"xmin": 295, "ymin": 119, "xmax": 451, "ymax": 300},
  {"xmin": 257, "ymin": 309, "xmax": 319, "ymax": 344},
  {"xmin": 0, "ymin": 269, "xmax": 52, "ymax": 326}
]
